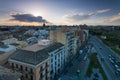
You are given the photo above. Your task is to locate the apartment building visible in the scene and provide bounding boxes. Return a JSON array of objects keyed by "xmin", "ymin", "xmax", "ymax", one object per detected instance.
[
  {"xmin": 8, "ymin": 40, "xmax": 65, "ymax": 80},
  {"xmin": 8, "ymin": 42, "xmax": 51, "ymax": 80},
  {"xmin": 49, "ymin": 43, "xmax": 65, "ymax": 80},
  {"xmin": 50, "ymin": 30, "xmax": 75, "ymax": 64},
  {"xmin": 74, "ymin": 30, "xmax": 83, "ymax": 54}
]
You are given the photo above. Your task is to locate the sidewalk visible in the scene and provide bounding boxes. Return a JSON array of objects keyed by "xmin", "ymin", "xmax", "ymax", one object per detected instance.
[{"xmin": 60, "ymin": 55, "xmax": 90, "ymax": 80}]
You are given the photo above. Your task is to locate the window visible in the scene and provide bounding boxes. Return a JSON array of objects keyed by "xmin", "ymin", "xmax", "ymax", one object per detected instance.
[
  {"xmin": 58, "ymin": 64, "xmax": 60, "ymax": 67},
  {"xmin": 30, "ymin": 68, "xmax": 33, "ymax": 75},
  {"xmin": 45, "ymin": 75, "xmax": 48, "ymax": 80},
  {"xmin": 46, "ymin": 62, "xmax": 49, "ymax": 67},
  {"xmin": 55, "ymin": 62, "xmax": 57, "ymax": 66},
  {"xmin": 16, "ymin": 64, "xmax": 18, "ymax": 68},
  {"xmin": 61, "ymin": 52, "xmax": 63, "ymax": 55},
  {"xmin": 61, "ymin": 57, "xmax": 62, "ymax": 60},
  {"xmin": 55, "ymin": 67, "xmax": 56, "ymax": 71},
  {"xmin": 20, "ymin": 65, "xmax": 23, "ymax": 71},
  {"xmin": 25, "ymin": 67, "xmax": 27, "ymax": 71},
  {"xmin": 11, "ymin": 63, "xmax": 14, "ymax": 69},
  {"xmin": 30, "ymin": 75, "xmax": 33, "ymax": 80},
  {"xmin": 58, "ymin": 53, "xmax": 60, "ymax": 57},
  {"xmin": 51, "ymin": 58, "xmax": 53, "ymax": 63},
  {"xmin": 51, "ymin": 64, "xmax": 53, "ymax": 68},
  {"xmin": 40, "ymin": 66, "xmax": 43, "ymax": 72},
  {"xmin": 51, "ymin": 54, "xmax": 53, "ymax": 57},
  {"xmin": 46, "ymin": 69, "xmax": 48, "ymax": 73},
  {"xmin": 12, "ymin": 63, "xmax": 14, "ymax": 66},
  {"xmin": 40, "ymin": 73, "xmax": 43, "ymax": 79},
  {"xmin": 50, "ymin": 70, "xmax": 53, "ymax": 74},
  {"xmin": 58, "ymin": 59, "xmax": 60, "ymax": 63},
  {"xmin": 55, "ymin": 55, "xmax": 57, "ymax": 60},
  {"xmin": 25, "ymin": 74, "xmax": 28, "ymax": 78}
]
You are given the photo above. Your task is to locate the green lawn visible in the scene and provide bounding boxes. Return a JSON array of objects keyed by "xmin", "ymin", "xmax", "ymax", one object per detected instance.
[{"xmin": 86, "ymin": 53, "xmax": 107, "ymax": 80}]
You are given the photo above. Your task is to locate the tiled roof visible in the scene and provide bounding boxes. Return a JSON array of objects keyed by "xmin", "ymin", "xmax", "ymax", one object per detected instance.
[{"xmin": 9, "ymin": 43, "xmax": 64, "ymax": 65}]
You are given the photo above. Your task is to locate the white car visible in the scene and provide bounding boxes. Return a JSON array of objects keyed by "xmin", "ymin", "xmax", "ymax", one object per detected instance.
[
  {"xmin": 77, "ymin": 69, "xmax": 80, "ymax": 73},
  {"xmin": 115, "ymin": 64, "xmax": 119, "ymax": 68}
]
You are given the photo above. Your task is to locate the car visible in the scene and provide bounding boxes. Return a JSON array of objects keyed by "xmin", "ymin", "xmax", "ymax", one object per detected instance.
[
  {"xmin": 101, "ymin": 57, "xmax": 104, "ymax": 61},
  {"xmin": 109, "ymin": 55, "xmax": 111, "ymax": 58},
  {"xmin": 115, "ymin": 68, "xmax": 120, "ymax": 76},
  {"xmin": 84, "ymin": 55, "xmax": 87, "ymax": 61},
  {"xmin": 114, "ymin": 64, "xmax": 119, "ymax": 68},
  {"xmin": 115, "ymin": 71, "xmax": 120, "ymax": 76},
  {"xmin": 109, "ymin": 58, "xmax": 114, "ymax": 64},
  {"xmin": 117, "ymin": 61, "xmax": 120, "ymax": 66},
  {"xmin": 76, "ymin": 69, "xmax": 80, "ymax": 74},
  {"xmin": 108, "ymin": 55, "xmax": 115, "ymax": 60},
  {"xmin": 116, "ymin": 68, "xmax": 120, "ymax": 71}
]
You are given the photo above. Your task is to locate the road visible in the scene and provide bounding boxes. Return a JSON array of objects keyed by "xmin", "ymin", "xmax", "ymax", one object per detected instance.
[
  {"xmin": 59, "ymin": 45, "xmax": 90, "ymax": 80},
  {"xmin": 90, "ymin": 36, "xmax": 120, "ymax": 80}
]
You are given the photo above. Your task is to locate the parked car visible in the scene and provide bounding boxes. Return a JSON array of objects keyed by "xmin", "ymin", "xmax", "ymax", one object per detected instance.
[
  {"xmin": 109, "ymin": 58, "xmax": 114, "ymax": 64},
  {"xmin": 115, "ymin": 68, "xmax": 120, "ymax": 76},
  {"xmin": 76, "ymin": 69, "xmax": 80, "ymax": 74}
]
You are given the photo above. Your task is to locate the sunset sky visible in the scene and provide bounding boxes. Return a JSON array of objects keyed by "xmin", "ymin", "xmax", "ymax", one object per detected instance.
[{"xmin": 0, "ymin": 0, "xmax": 120, "ymax": 26}]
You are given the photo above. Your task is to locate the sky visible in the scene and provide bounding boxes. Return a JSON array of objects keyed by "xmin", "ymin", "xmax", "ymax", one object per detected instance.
[{"xmin": 0, "ymin": 0, "xmax": 120, "ymax": 26}]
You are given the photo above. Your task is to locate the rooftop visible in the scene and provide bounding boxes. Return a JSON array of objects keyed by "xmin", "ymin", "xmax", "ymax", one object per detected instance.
[
  {"xmin": 9, "ymin": 42, "xmax": 64, "ymax": 66},
  {"xmin": 23, "ymin": 43, "xmax": 47, "ymax": 52},
  {"xmin": 0, "ymin": 51, "xmax": 5, "ymax": 54},
  {"xmin": 0, "ymin": 45, "xmax": 16, "ymax": 53},
  {"xmin": 23, "ymin": 39, "xmax": 52, "ymax": 52}
]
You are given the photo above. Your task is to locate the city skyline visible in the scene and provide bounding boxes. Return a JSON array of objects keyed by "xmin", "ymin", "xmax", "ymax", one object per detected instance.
[{"xmin": 0, "ymin": 0, "xmax": 120, "ymax": 26}]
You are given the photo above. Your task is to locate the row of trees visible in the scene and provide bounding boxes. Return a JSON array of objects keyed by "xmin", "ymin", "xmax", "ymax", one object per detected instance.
[{"xmin": 90, "ymin": 29, "xmax": 120, "ymax": 48}]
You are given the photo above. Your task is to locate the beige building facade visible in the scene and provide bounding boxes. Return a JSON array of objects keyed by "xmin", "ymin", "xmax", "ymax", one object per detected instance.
[{"xmin": 9, "ymin": 58, "xmax": 50, "ymax": 80}]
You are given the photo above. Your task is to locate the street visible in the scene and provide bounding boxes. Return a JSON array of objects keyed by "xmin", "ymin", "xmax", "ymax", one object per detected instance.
[
  {"xmin": 59, "ymin": 35, "xmax": 120, "ymax": 80},
  {"xmin": 59, "ymin": 45, "xmax": 90, "ymax": 80},
  {"xmin": 90, "ymin": 36, "xmax": 120, "ymax": 80}
]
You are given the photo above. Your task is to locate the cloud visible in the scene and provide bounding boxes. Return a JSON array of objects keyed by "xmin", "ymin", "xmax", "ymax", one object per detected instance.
[
  {"xmin": 64, "ymin": 13, "xmax": 95, "ymax": 22},
  {"xmin": 97, "ymin": 9, "xmax": 110, "ymax": 13},
  {"xmin": 107, "ymin": 12, "xmax": 120, "ymax": 22},
  {"xmin": 64, "ymin": 8, "xmax": 111, "ymax": 22},
  {"xmin": 10, "ymin": 13, "xmax": 47, "ymax": 23}
]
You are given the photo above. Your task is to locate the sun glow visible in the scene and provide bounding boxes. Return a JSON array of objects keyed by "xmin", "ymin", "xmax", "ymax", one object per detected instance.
[
  {"xmin": 27, "ymin": 8, "xmax": 43, "ymax": 17},
  {"xmin": 32, "ymin": 11, "xmax": 42, "ymax": 17}
]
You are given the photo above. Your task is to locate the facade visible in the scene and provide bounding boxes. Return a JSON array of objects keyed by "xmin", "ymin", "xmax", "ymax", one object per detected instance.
[
  {"xmin": 8, "ymin": 41, "xmax": 64, "ymax": 80},
  {"xmin": 49, "ymin": 44, "xmax": 65, "ymax": 80},
  {"xmin": 50, "ymin": 30, "xmax": 75, "ymax": 64},
  {"xmin": 80, "ymin": 25, "xmax": 89, "ymax": 46},
  {"xmin": 74, "ymin": 30, "xmax": 83, "ymax": 54},
  {"xmin": 9, "ymin": 49, "xmax": 50, "ymax": 80}
]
